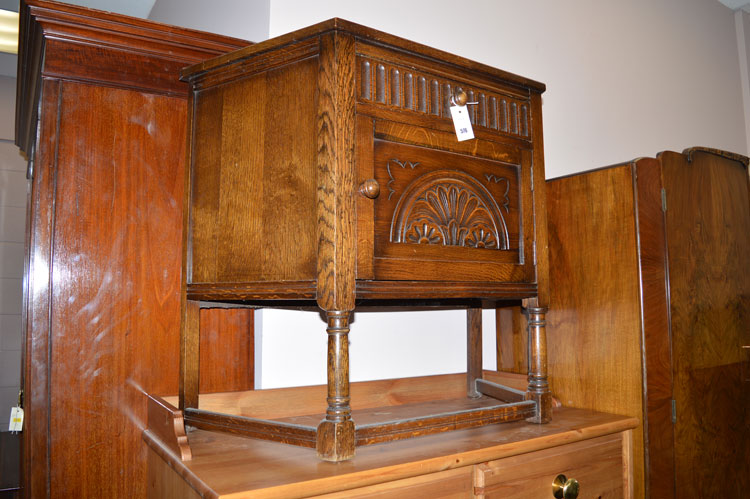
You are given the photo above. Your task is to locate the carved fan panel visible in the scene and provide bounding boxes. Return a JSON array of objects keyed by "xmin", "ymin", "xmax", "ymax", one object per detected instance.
[{"xmin": 391, "ymin": 172, "xmax": 509, "ymax": 250}]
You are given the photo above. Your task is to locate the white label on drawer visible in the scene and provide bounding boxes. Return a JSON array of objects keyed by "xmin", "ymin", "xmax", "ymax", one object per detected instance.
[
  {"xmin": 9, "ymin": 406, "xmax": 23, "ymax": 432},
  {"xmin": 450, "ymin": 104, "xmax": 474, "ymax": 141}
]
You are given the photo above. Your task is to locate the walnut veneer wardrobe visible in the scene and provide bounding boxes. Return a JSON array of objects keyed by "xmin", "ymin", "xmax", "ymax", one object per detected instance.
[
  {"xmin": 16, "ymin": 1, "xmax": 253, "ymax": 496},
  {"xmin": 545, "ymin": 148, "xmax": 750, "ymax": 499}
]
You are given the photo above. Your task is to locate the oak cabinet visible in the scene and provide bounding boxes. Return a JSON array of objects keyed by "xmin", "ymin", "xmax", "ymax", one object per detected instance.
[{"xmin": 179, "ymin": 19, "xmax": 552, "ymax": 461}]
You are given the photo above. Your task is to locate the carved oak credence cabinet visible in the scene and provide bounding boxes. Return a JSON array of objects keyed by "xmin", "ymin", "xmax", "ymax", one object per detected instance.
[{"xmin": 179, "ymin": 19, "xmax": 551, "ymax": 460}]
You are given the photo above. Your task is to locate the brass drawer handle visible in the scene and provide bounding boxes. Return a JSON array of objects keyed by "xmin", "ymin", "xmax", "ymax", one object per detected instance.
[
  {"xmin": 552, "ymin": 474, "xmax": 579, "ymax": 499},
  {"xmin": 359, "ymin": 179, "xmax": 380, "ymax": 199}
]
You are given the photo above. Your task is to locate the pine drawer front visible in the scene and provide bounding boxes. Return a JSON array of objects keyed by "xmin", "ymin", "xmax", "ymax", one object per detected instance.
[
  {"xmin": 474, "ymin": 433, "xmax": 627, "ymax": 499},
  {"xmin": 316, "ymin": 467, "xmax": 473, "ymax": 498}
]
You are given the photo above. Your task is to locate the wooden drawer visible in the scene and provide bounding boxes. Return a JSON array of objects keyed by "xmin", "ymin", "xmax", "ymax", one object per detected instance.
[
  {"xmin": 474, "ymin": 433, "xmax": 627, "ymax": 499},
  {"xmin": 317, "ymin": 467, "xmax": 473, "ymax": 498}
]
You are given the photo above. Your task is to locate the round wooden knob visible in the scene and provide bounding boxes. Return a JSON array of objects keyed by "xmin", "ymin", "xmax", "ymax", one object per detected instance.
[
  {"xmin": 552, "ymin": 474, "xmax": 579, "ymax": 499},
  {"xmin": 453, "ymin": 90, "xmax": 468, "ymax": 106},
  {"xmin": 359, "ymin": 179, "xmax": 380, "ymax": 199}
]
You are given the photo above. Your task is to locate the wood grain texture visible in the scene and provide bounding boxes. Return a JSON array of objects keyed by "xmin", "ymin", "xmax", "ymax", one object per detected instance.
[
  {"xmin": 370, "ymin": 140, "xmax": 526, "ymax": 282},
  {"xmin": 146, "ymin": 449, "xmax": 202, "ymax": 499},
  {"xmin": 660, "ymin": 149, "xmax": 750, "ymax": 498},
  {"xmin": 315, "ymin": 31, "xmax": 357, "ymax": 312},
  {"xmin": 147, "ymin": 395, "xmax": 191, "ymax": 461},
  {"xmin": 523, "ymin": 303, "xmax": 551, "ymax": 424},
  {"xmin": 144, "ymin": 406, "xmax": 636, "ymax": 498},
  {"xmin": 496, "ymin": 305, "xmax": 527, "ymax": 374},
  {"xmin": 317, "ymin": 310, "xmax": 355, "ymax": 460},
  {"xmin": 475, "ymin": 433, "xmax": 624, "ymax": 498},
  {"xmin": 16, "ymin": 0, "xmax": 249, "ymax": 157},
  {"xmin": 180, "ymin": 300, "xmax": 200, "ymax": 410},
  {"xmin": 17, "ymin": 4, "xmax": 253, "ymax": 497},
  {"xmin": 529, "ymin": 92, "xmax": 550, "ymax": 307},
  {"xmin": 48, "ymin": 82, "xmax": 187, "ymax": 498},
  {"xmin": 190, "ymin": 59, "xmax": 319, "ymax": 284},
  {"xmin": 632, "ymin": 157, "xmax": 674, "ymax": 499},
  {"xmin": 546, "ymin": 164, "xmax": 646, "ymax": 498},
  {"xmin": 166, "ymin": 371, "xmax": 529, "ymax": 420},
  {"xmin": 316, "ymin": 467, "xmax": 473, "ymax": 499},
  {"xmin": 181, "ymin": 17, "xmax": 551, "ymax": 462},
  {"xmin": 198, "ymin": 308, "xmax": 253, "ymax": 393},
  {"xmin": 22, "ymin": 78, "xmax": 61, "ymax": 499},
  {"xmin": 467, "ymin": 308, "xmax": 483, "ymax": 398}
]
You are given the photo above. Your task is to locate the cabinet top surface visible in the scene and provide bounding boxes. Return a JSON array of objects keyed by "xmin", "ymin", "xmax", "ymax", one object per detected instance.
[
  {"xmin": 145, "ymin": 407, "xmax": 636, "ymax": 497},
  {"xmin": 181, "ymin": 17, "xmax": 546, "ymax": 93}
]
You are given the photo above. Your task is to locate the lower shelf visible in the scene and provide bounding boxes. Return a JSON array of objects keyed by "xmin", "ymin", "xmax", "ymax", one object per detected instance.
[
  {"xmin": 176, "ymin": 371, "xmax": 539, "ymax": 451},
  {"xmin": 184, "ymin": 395, "xmax": 536, "ymax": 448}
]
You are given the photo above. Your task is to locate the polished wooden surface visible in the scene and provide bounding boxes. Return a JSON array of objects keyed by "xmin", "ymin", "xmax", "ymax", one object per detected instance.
[
  {"xmin": 660, "ymin": 149, "xmax": 750, "ymax": 498},
  {"xmin": 545, "ymin": 147, "xmax": 750, "ymax": 499},
  {"xmin": 198, "ymin": 308, "xmax": 254, "ymax": 393},
  {"xmin": 145, "ymin": 403, "xmax": 636, "ymax": 498},
  {"xmin": 632, "ymin": 158, "xmax": 674, "ymax": 499},
  {"xmin": 165, "ymin": 371, "xmax": 530, "ymax": 420},
  {"xmin": 188, "ymin": 57, "xmax": 318, "ymax": 284},
  {"xmin": 475, "ymin": 433, "xmax": 625, "ymax": 498},
  {"xmin": 182, "ymin": 18, "xmax": 552, "ymax": 460},
  {"xmin": 546, "ymin": 164, "xmax": 647, "ymax": 498},
  {"xmin": 17, "ymin": 1, "xmax": 251, "ymax": 497}
]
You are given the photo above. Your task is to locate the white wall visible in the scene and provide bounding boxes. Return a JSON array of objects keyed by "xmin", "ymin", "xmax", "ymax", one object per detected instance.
[
  {"xmin": 270, "ymin": 0, "xmax": 747, "ymax": 179},
  {"xmin": 0, "ymin": 75, "xmax": 26, "ymax": 426},
  {"xmin": 737, "ymin": 10, "xmax": 750, "ymax": 153},
  {"xmin": 148, "ymin": 0, "xmax": 270, "ymax": 41}
]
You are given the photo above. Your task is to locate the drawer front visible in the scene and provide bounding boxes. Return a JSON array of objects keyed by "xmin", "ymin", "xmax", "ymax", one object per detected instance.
[
  {"xmin": 475, "ymin": 434, "xmax": 625, "ymax": 499},
  {"xmin": 316, "ymin": 467, "xmax": 473, "ymax": 498}
]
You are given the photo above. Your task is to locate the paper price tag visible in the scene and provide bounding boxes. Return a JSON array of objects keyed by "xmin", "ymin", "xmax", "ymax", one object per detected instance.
[
  {"xmin": 9, "ymin": 406, "xmax": 23, "ymax": 432},
  {"xmin": 450, "ymin": 104, "xmax": 474, "ymax": 141}
]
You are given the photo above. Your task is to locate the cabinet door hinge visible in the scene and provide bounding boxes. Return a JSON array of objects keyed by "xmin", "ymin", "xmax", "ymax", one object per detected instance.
[
  {"xmin": 661, "ymin": 188, "xmax": 667, "ymax": 212},
  {"xmin": 671, "ymin": 399, "xmax": 677, "ymax": 424}
]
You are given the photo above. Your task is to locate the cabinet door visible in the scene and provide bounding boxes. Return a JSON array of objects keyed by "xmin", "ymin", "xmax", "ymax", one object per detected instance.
[
  {"xmin": 356, "ymin": 119, "xmax": 536, "ymax": 283},
  {"xmin": 662, "ymin": 149, "xmax": 750, "ymax": 498}
]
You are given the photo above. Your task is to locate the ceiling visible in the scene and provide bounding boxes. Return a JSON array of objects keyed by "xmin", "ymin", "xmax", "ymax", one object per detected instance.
[
  {"xmin": 717, "ymin": 0, "xmax": 750, "ymax": 11},
  {"xmin": 0, "ymin": 0, "xmax": 155, "ymax": 16}
]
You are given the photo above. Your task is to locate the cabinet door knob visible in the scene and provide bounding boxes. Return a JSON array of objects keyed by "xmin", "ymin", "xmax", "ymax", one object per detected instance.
[
  {"xmin": 453, "ymin": 90, "xmax": 468, "ymax": 106},
  {"xmin": 552, "ymin": 474, "xmax": 579, "ymax": 499},
  {"xmin": 359, "ymin": 179, "xmax": 380, "ymax": 199}
]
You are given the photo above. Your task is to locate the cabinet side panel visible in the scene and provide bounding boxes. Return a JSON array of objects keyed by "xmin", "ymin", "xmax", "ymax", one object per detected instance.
[
  {"xmin": 190, "ymin": 87, "xmax": 224, "ymax": 283},
  {"xmin": 546, "ymin": 166, "xmax": 646, "ymax": 499},
  {"xmin": 48, "ymin": 82, "xmax": 186, "ymax": 498},
  {"xmin": 191, "ymin": 58, "xmax": 318, "ymax": 283},
  {"xmin": 662, "ymin": 150, "xmax": 750, "ymax": 498},
  {"xmin": 23, "ymin": 78, "xmax": 61, "ymax": 499}
]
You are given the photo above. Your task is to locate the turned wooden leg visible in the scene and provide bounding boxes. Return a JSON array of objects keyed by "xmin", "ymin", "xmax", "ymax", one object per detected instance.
[
  {"xmin": 317, "ymin": 310, "xmax": 355, "ymax": 461},
  {"xmin": 467, "ymin": 307, "xmax": 483, "ymax": 398},
  {"xmin": 179, "ymin": 299, "xmax": 200, "ymax": 410},
  {"xmin": 523, "ymin": 301, "xmax": 552, "ymax": 423}
]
